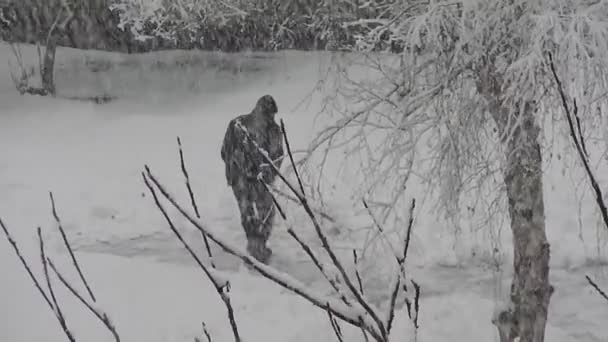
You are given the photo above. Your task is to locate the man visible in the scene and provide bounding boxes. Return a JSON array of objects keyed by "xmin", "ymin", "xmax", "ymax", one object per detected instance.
[{"xmin": 221, "ymin": 95, "xmax": 284, "ymax": 264}]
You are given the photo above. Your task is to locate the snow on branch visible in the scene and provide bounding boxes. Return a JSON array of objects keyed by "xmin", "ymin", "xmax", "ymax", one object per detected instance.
[
  {"xmin": 109, "ymin": 0, "xmax": 247, "ymax": 43},
  {"xmin": 143, "ymin": 165, "xmax": 384, "ymax": 340},
  {"xmin": 177, "ymin": 136, "xmax": 215, "ymax": 268},
  {"xmin": 142, "ymin": 171, "xmax": 241, "ymax": 342},
  {"xmin": 585, "ymin": 276, "xmax": 608, "ymax": 303},
  {"xmin": 547, "ymin": 53, "xmax": 608, "ymax": 231},
  {"xmin": 235, "ymin": 118, "xmax": 390, "ymax": 340},
  {"xmin": 145, "ymin": 119, "xmax": 422, "ymax": 341},
  {"xmin": 0, "ymin": 202, "xmax": 120, "ymax": 342}
]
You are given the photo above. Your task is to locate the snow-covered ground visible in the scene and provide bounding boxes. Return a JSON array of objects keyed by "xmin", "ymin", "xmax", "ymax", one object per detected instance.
[{"xmin": 0, "ymin": 43, "xmax": 607, "ymax": 341}]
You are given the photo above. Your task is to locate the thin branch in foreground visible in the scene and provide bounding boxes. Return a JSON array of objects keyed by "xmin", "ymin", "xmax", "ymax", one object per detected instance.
[
  {"xmin": 400, "ymin": 199, "xmax": 416, "ymax": 265},
  {"xmin": 38, "ymin": 227, "xmax": 75, "ymax": 342},
  {"xmin": 0, "ymin": 218, "xmax": 80, "ymax": 342},
  {"xmin": 49, "ymin": 192, "xmax": 97, "ymax": 302},
  {"xmin": 195, "ymin": 322, "xmax": 213, "ymax": 342},
  {"xmin": 386, "ymin": 274, "xmax": 401, "ymax": 335},
  {"xmin": 47, "ymin": 259, "xmax": 121, "ymax": 342},
  {"xmin": 572, "ymin": 99, "xmax": 589, "ymax": 158},
  {"xmin": 411, "ymin": 280, "xmax": 421, "ymax": 329},
  {"xmin": 270, "ymin": 185, "xmax": 335, "ymax": 222},
  {"xmin": 177, "ymin": 137, "xmax": 215, "ymax": 268},
  {"xmin": 288, "ymin": 228, "xmax": 351, "ymax": 305},
  {"xmin": 362, "ymin": 199, "xmax": 399, "ymax": 260},
  {"xmin": 143, "ymin": 165, "xmax": 383, "ymax": 342},
  {"xmin": 327, "ymin": 305, "xmax": 345, "ymax": 342},
  {"xmin": 280, "ymin": 119, "xmax": 306, "ymax": 198},
  {"xmin": 261, "ymin": 180, "xmax": 351, "ymax": 305},
  {"xmin": 143, "ymin": 172, "xmax": 240, "ymax": 342},
  {"xmin": 547, "ymin": 53, "xmax": 608, "ymax": 231},
  {"xmin": 202, "ymin": 322, "xmax": 212, "ymax": 342},
  {"xmin": 260, "ymin": 180, "xmax": 287, "ymax": 221},
  {"xmin": 0, "ymin": 218, "xmax": 54, "ymax": 309},
  {"xmin": 358, "ymin": 316, "xmax": 371, "ymax": 342},
  {"xmin": 353, "ymin": 250, "xmax": 364, "ymax": 295},
  {"xmin": 585, "ymin": 275, "xmax": 608, "ymax": 303},
  {"xmin": 236, "ymin": 121, "xmax": 388, "ymax": 340}
]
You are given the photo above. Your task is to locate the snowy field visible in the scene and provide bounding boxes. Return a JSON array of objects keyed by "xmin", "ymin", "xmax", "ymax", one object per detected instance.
[{"xmin": 0, "ymin": 42, "xmax": 607, "ymax": 341}]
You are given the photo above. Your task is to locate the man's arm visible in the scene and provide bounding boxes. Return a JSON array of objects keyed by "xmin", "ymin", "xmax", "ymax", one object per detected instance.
[{"xmin": 221, "ymin": 120, "xmax": 246, "ymax": 186}]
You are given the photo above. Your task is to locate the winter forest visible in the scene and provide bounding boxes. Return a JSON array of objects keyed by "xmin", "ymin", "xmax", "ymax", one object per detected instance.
[{"xmin": 1, "ymin": 0, "xmax": 608, "ymax": 341}]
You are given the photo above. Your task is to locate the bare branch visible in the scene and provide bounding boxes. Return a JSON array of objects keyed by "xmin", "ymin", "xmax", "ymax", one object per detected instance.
[
  {"xmin": 572, "ymin": 100, "xmax": 588, "ymax": 158},
  {"xmin": 411, "ymin": 280, "xmax": 421, "ymax": 329},
  {"xmin": 143, "ymin": 165, "xmax": 383, "ymax": 341},
  {"xmin": 400, "ymin": 199, "xmax": 416, "ymax": 265},
  {"xmin": 47, "ymin": 259, "xmax": 121, "ymax": 342},
  {"xmin": 235, "ymin": 121, "xmax": 388, "ymax": 340},
  {"xmin": 280, "ymin": 120, "xmax": 306, "ymax": 197},
  {"xmin": 262, "ymin": 180, "xmax": 352, "ymax": 305},
  {"xmin": 142, "ymin": 172, "xmax": 240, "ymax": 342},
  {"xmin": 326, "ymin": 305, "xmax": 345, "ymax": 342},
  {"xmin": 0, "ymin": 218, "xmax": 54, "ymax": 309},
  {"xmin": 362, "ymin": 199, "xmax": 400, "ymax": 263},
  {"xmin": 287, "ymin": 228, "xmax": 351, "ymax": 305},
  {"xmin": 49, "ymin": 192, "xmax": 97, "ymax": 302},
  {"xmin": 202, "ymin": 322, "xmax": 212, "ymax": 342},
  {"xmin": 270, "ymin": 185, "xmax": 335, "ymax": 222},
  {"xmin": 353, "ymin": 250, "xmax": 364, "ymax": 295},
  {"xmin": 585, "ymin": 275, "xmax": 608, "ymax": 303},
  {"xmin": 38, "ymin": 227, "xmax": 75, "ymax": 342},
  {"xmin": 547, "ymin": 53, "xmax": 608, "ymax": 231},
  {"xmin": 177, "ymin": 137, "xmax": 215, "ymax": 268},
  {"xmin": 386, "ymin": 274, "xmax": 401, "ymax": 335}
]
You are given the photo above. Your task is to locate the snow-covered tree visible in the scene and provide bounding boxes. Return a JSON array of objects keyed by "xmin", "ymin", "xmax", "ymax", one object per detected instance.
[
  {"xmin": 109, "ymin": 0, "xmax": 389, "ymax": 50},
  {"xmin": 109, "ymin": 0, "xmax": 250, "ymax": 49},
  {"xmin": 1, "ymin": 0, "xmax": 120, "ymax": 95},
  {"xmin": 305, "ymin": 1, "xmax": 608, "ymax": 341}
]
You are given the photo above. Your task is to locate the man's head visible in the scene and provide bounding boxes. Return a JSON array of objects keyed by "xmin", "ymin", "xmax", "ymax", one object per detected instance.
[{"xmin": 253, "ymin": 95, "xmax": 278, "ymax": 119}]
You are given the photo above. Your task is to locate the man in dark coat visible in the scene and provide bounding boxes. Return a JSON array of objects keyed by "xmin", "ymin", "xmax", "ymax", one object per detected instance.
[{"xmin": 221, "ymin": 95, "xmax": 284, "ymax": 263}]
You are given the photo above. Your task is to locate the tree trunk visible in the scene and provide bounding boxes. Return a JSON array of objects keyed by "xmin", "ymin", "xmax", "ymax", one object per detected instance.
[
  {"xmin": 41, "ymin": 33, "xmax": 57, "ymax": 96},
  {"xmin": 491, "ymin": 100, "xmax": 554, "ymax": 342}
]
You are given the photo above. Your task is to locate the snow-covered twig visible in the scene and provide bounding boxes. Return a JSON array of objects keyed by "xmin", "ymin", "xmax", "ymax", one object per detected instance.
[
  {"xmin": 0, "ymin": 219, "xmax": 61, "ymax": 327},
  {"xmin": 38, "ymin": 227, "xmax": 75, "ymax": 342},
  {"xmin": 194, "ymin": 321, "xmax": 213, "ymax": 342},
  {"xmin": 385, "ymin": 198, "xmax": 416, "ymax": 335},
  {"xmin": 262, "ymin": 180, "xmax": 352, "ymax": 305},
  {"xmin": 386, "ymin": 273, "xmax": 401, "ymax": 335},
  {"xmin": 410, "ymin": 280, "xmax": 421, "ymax": 329},
  {"xmin": 177, "ymin": 136, "xmax": 215, "ymax": 268},
  {"xmin": 47, "ymin": 259, "xmax": 121, "ymax": 342},
  {"xmin": 280, "ymin": 120, "xmax": 306, "ymax": 197},
  {"xmin": 326, "ymin": 305, "xmax": 345, "ymax": 342},
  {"xmin": 400, "ymin": 199, "xmax": 416, "ymax": 267},
  {"xmin": 352, "ymin": 250, "xmax": 364, "ymax": 295},
  {"xmin": 287, "ymin": 228, "xmax": 351, "ymax": 305},
  {"xmin": 50, "ymin": 192, "xmax": 97, "ymax": 302},
  {"xmin": 270, "ymin": 185, "xmax": 335, "ymax": 222},
  {"xmin": 1, "ymin": 216, "xmax": 120, "ymax": 342},
  {"xmin": 142, "ymin": 172, "xmax": 240, "ymax": 342},
  {"xmin": 237, "ymin": 119, "xmax": 389, "ymax": 340},
  {"xmin": 585, "ymin": 276, "xmax": 608, "ymax": 303},
  {"xmin": 202, "ymin": 322, "xmax": 212, "ymax": 342},
  {"xmin": 143, "ymin": 165, "xmax": 383, "ymax": 341},
  {"xmin": 0, "ymin": 219, "xmax": 52, "ymax": 307},
  {"xmin": 547, "ymin": 53, "xmax": 608, "ymax": 232}
]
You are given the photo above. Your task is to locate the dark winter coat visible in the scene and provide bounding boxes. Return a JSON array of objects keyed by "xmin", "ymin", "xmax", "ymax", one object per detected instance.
[{"xmin": 221, "ymin": 97, "xmax": 284, "ymax": 187}]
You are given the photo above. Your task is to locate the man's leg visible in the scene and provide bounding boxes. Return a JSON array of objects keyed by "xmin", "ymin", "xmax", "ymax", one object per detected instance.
[
  {"xmin": 251, "ymin": 182, "xmax": 275, "ymax": 260},
  {"xmin": 231, "ymin": 178, "xmax": 272, "ymax": 263}
]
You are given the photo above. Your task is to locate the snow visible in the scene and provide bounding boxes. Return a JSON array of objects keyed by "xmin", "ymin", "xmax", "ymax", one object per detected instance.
[{"xmin": 0, "ymin": 42, "xmax": 607, "ymax": 342}]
